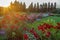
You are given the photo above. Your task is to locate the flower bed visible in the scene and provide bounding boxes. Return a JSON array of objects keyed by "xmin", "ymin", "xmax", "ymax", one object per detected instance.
[
  {"xmin": 23, "ymin": 22, "xmax": 60, "ymax": 40},
  {"xmin": 0, "ymin": 15, "xmax": 60, "ymax": 40}
]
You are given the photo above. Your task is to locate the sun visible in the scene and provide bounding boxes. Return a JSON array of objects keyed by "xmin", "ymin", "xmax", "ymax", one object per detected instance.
[
  {"xmin": 0, "ymin": 0, "xmax": 10, "ymax": 7},
  {"xmin": 2, "ymin": 4, "xmax": 10, "ymax": 7},
  {"xmin": 0, "ymin": 4, "xmax": 10, "ymax": 7}
]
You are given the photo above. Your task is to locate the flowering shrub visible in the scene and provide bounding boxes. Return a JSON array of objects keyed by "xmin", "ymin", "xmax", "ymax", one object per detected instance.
[
  {"xmin": 0, "ymin": 14, "xmax": 60, "ymax": 40},
  {"xmin": 23, "ymin": 23, "xmax": 60, "ymax": 40}
]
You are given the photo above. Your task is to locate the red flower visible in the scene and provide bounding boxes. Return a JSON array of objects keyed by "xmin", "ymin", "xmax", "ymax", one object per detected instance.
[
  {"xmin": 6, "ymin": 15, "xmax": 11, "ymax": 20},
  {"xmin": 56, "ymin": 25, "xmax": 60, "ymax": 29},
  {"xmin": 46, "ymin": 32, "xmax": 51, "ymax": 38},
  {"xmin": 38, "ymin": 25, "xmax": 45, "ymax": 31},
  {"xmin": 23, "ymin": 27, "xmax": 28, "ymax": 31},
  {"xmin": 15, "ymin": 14, "xmax": 20, "ymax": 18},
  {"xmin": 23, "ymin": 34, "xmax": 28, "ymax": 40},
  {"xmin": 16, "ymin": 26, "xmax": 19, "ymax": 29},
  {"xmin": 30, "ymin": 28, "xmax": 34, "ymax": 32},
  {"xmin": 10, "ymin": 25, "xmax": 15, "ymax": 29},
  {"xmin": 43, "ymin": 23, "xmax": 52, "ymax": 29},
  {"xmin": 3, "ymin": 25, "xmax": 8, "ymax": 29},
  {"xmin": 57, "ymin": 23, "xmax": 60, "ymax": 26},
  {"xmin": 57, "ymin": 23, "xmax": 60, "ymax": 29},
  {"xmin": 14, "ymin": 20, "xmax": 19, "ymax": 24},
  {"xmin": 33, "ymin": 31, "xmax": 39, "ymax": 39},
  {"xmin": 1, "ymin": 19, "xmax": 6, "ymax": 24},
  {"xmin": 30, "ymin": 28, "xmax": 39, "ymax": 39},
  {"xmin": 19, "ymin": 17, "xmax": 25, "ymax": 21},
  {"xmin": 53, "ymin": 26, "xmax": 57, "ymax": 29}
]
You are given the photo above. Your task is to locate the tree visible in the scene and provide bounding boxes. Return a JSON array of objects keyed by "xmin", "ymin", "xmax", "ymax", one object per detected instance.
[
  {"xmin": 23, "ymin": 2, "xmax": 26, "ymax": 12},
  {"xmin": 28, "ymin": 2, "xmax": 33, "ymax": 12},
  {"xmin": 0, "ymin": 7, "xmax": 3, "ymax": 16},
  {"xmin": 40, "ymin": 4, "xmax": 43, "ymax": 12},
  {"xmin": 48, "ymin": 2, "xmax": 51, "ymax": 12},
  {"xmin": 54, "ymin": 2, "xmax": 56, "ymax": 9},
  {"xmin": 37, "ymin": 2, "xmax": 40, "ymax": 12},
  {"xmin": 50, "ymin": 3, "xmax": 54, "ymax": 12},
  {"xmin": 33, "ymin": 4, "xmax": 37, "ymax": 12},
  {"xmin": 44, "ymin": 3, "xmax": 47, "ymax": 12}
]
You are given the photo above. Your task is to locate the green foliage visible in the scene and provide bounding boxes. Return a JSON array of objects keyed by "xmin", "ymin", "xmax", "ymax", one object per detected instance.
[
  {"xmin": 27, "ymin": 16, "xmax": 60, "ymax": 40},
  {"xmin": 56, "ymin": 30, "xmax": 60, "ymax": 40},
  {"xmin": 28, "ymin": 16, "xmax": 60, "ymax": 30}
]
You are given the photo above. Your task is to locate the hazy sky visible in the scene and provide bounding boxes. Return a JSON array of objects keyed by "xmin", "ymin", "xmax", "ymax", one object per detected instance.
[{"xmin": 0, "ymin": 0, "xmax": 60, "ymax": 8}]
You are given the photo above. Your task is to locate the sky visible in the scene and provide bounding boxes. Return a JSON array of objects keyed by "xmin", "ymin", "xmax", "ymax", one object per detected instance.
[{"xmin": 0, "ymin": 0, "xmax": 60, "ymax": 8}]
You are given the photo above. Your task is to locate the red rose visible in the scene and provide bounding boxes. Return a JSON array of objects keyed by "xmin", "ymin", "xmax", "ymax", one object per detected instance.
[
  {"xmin": 57, "ymin": 23, "xmax": 60, "ymax": 29},
  {"xmin": 16, "ymin": 26, "xmax": 19, "ymax": 29},
  {"xmin": 53, "ymin": 26, "xmax": 57, "ymax": 29},
  {"xmin": 57, "ymin": 23, "xmax": 60, "ymax": 26},
  {"xmin": 14, "ymin": 20, "xmax": 19, "ymax": 24},
  {"xmin": 46, "ymin": 32, "xmax": 51, "ymax": 38},
  {"xmin": 6, "ymin": 15, "xmax": 11, "ymax": 20},
  {"xmin": 30, "ymin": 28, "xmax": 34, "ymax": 33},
  {"xmin": 2, "ymin": 25, "xmax": 8, "ymax": 29},
  {"xmin": 33, "ymin": 31, "xmax": 39, "ymax": 39},
  {"xmin": 23, "ymin": 34, "xmax": 28, "ymax": 40},
  {"xmin": 57, "ymin": 25, "xmax": 60, "ymax": 29},
  {"xmin": 30, "ymin": 28, "xmax": 40, "ymax": 39},
  {"xmin": 2, "ymin": 19, "xmax": 6, "ymax": 24},
  {"xmin": 23, "ymin": 27, "xmax": 28, "ymax": 31},
  {"xmin": 10, "ymin": 25, "xmax": 15, "ymax": 29},
  {"xmin": 43, "ymin": 23, "xmax": 52, "ymax": 29},
  {"xmin": 38, "ymin": 25, "xmax": 45, "ymax": 31}
]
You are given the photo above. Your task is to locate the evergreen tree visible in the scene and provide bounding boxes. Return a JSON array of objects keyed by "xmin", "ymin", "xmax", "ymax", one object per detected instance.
[
  {"xmin": 33, "ymin": 4, "xmax": 37, "ymax": 12},
  {"xmin": 0, "ymin": 7, "xmax": 3, "ymax": 16},
  {"xmin": 54, "ymin": 2, "xmax": 56, "ymax": 9},
  {"xmin": 40, "ymin": 4, "xmax": 43, "ymax": 12},
  {"xmin": 51, "ymin": 3, "xmax": 53, "ymax": 9},
  {"xmin": 23, "ymin": 2, "xmax": 26, "ymax": 12},
  {"xmin": 44, "ymin": 3, "xmax": 47, "ymax": 12},
  {"xmin": 42, "ymin": 3, "xmax": 45, "ymax": 12},
  {"xmin": 48, "ymin": 2, "xmax": 50, "ymax": 9},
  {"xmin": 20, "ymin": 2, "xmax": 23, "ymax": 11},
  {"xmin": 28, "ymin": 2, "xmax": 33, "ymax": 12},
  {"xmin": 37, "ymin": 2, "xmax": 40, "ymax": 12},
  {"xmin": 51, "ymin": 3, "xmax": 54, "ymax": 12}
]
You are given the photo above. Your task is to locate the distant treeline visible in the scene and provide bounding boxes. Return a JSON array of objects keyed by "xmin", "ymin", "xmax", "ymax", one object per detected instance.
[{"xmin": 0, "ymin": 0, "xmax": 57, "ymax": 13}]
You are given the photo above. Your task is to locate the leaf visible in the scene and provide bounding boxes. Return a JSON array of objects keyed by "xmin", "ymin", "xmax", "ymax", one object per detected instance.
[
  {"xmin": 56, "ymin": 31, "xmax": 60, "ymax": 40},
  {"xmin": 50, "ymin": 28, "xmax": 57, "ymax": 35}
]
